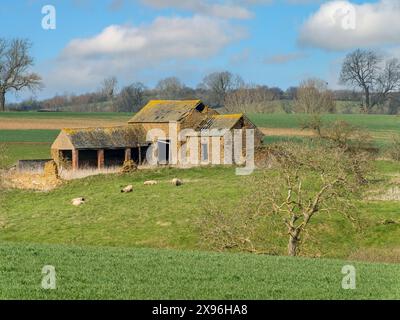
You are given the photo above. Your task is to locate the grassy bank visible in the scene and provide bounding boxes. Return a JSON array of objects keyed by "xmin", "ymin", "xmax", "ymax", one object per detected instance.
[{"xmin": 1, "ymin": 164, "xmax": 399, "ymax": 260}]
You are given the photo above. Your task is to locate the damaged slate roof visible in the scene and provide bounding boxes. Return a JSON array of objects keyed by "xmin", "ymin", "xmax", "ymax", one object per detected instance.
[
  {"xmin": 52, "ymin": 125, "xmax": 148, "ymax": 150},
  {"xmin": 178, "ymin": 114, "xmax": 244, "ymax": 137},
  {"xmin": 197, "ymin": 114, "xmax": 243, "ymax": 132},
  {"xmin": 128, "ymin": 100, "xmax": 206, "ymax": 123}
]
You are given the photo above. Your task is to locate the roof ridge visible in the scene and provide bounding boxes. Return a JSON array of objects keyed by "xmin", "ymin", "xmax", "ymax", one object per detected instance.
[
  {"xmin": 213, "ymin": 113, "xmax": 243, "ymax": 118},
  {"xmin": 62, "ymin": 125, "xmax": 142, "ymax": 134},
  {"xmin": 128, "ymin": 99, "xmax": 204, "ymax": 123}
]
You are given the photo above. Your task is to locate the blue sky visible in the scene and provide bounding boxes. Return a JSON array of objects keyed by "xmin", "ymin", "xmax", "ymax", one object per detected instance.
[{"xmin": 1, "ymin": 0, "xmax": 399, "ymax": 101}]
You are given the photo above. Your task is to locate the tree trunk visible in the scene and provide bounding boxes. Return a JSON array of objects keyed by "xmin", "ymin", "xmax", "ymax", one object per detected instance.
[
  {"xmin": 288, "ymin": 234, "xmax": 299, "ymax": 257},
  {"xmin": 0, "ymin": 90, "xmax": 5, "ymax": 112},
  {"xmin": 364, "ymin": 86, "xmax": 370, "ymax": 113}
]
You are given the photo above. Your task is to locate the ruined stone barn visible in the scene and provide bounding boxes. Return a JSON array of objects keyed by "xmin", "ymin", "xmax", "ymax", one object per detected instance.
[{"xmin": 51, "ymin": 100, "xmax": 264, "ymax": 170}]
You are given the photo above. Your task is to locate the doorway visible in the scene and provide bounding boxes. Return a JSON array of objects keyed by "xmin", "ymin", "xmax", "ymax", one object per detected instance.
[{"xmin": 157, "ymin": 140, "xmax": 170, "ymax": 165}]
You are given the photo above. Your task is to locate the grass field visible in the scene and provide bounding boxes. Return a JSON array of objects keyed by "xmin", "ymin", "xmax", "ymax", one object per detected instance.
[{"xmin": 1, "ymin": 242, "xmax": 399, "ymax": 299}]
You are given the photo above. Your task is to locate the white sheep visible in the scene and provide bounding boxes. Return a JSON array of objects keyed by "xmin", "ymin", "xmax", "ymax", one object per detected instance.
[
  {"xmin": 144, "ymin": 180, "xmax": 158, "ymax": 185},
  {"xmin": 171, "ymin": 178, "xmax": 183, "ymax": 186},
  {"xmin": 121, "ymin": 185, "xmax": 133, "ymax": 193},
  {"xmin": 72, "ymin": 197, "xmax": 85, "ymax": 206}
]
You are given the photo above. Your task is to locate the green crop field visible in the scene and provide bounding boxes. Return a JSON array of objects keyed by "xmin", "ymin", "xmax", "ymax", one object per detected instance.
[
  {"xmin": 0, "ymin": 130, "xmax": 59, "ymax": 143},
  {"xmin": 248, "ymin": 113, "xmax": 399, "ymax": 130},
  {"xmin": 1, "ymin": 242, "xmax": 399, "ymax": 299},
  {"xmin": 249, "ymin": 113, "xmax": 400, "ymax": 139}
]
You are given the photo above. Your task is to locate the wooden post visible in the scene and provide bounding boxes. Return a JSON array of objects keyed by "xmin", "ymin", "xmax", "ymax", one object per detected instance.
[
  {"xmin": 97, "ymin": 149, "xmax": 105, "ymax": 169},
  {"xmin": 72, "ymin": 149, "xmax": 79, "ymax": 171},
  {"xmin": 138, "ymin": 146, "xmax": 142, "ymax": 165},
  {"xmin": 125, "ymin": 148, "xmax": 131, "ymax": 162}
]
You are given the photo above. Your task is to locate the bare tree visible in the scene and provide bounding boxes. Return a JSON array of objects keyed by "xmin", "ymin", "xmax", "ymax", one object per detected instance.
[
  {"xmin": 156, "ymin": 77, "xmax": 184, "ymax": 100},
  {"xmin": 0, "ymin": 38, "xmax": 42, "ymax": 112},
  {"xmin": 295, "ymin": 78, "xmax": 336, "ymax": 114},
  {"xmin": 264, "ymin": 142, "xmax": 365, "ymax": 256},
  {"xmin": 200, "ymin": 71, "xmax": 243, "ymax": 107},
  {"xmin": 295, "ymin": 78, "xmax": 336, "ymax": 135},
  {"xmin": 285, "ymin": 86, "xmax": 298, "ymax": 100},
  {"xmin": 117, "ymin": 82, "xmax": 146, "ymax": 112},
  {"xmin": 387, "ymin": 134, "xmax": 400, "ymax": 161},
  {"xmin": 340, "ymin": 49, "xmax": 400, "ymax": 113},
  {"xmin": 197, "ymin": 142, "xmax": 367, "ymax": 257},
  {"xmin": 224, "ymin": 85, "xmax": 277, "ymax": 113},
  {"xmin": 100, "ymin": 76, "xmax": 118, "ymax": 100}
]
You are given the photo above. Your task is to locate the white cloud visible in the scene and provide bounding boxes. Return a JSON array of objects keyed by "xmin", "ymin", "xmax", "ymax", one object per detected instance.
[
  {"xmin": 299, "ymin": 0, "xmax": 400, "ymax": 50},
  {"xmin": 44, "ymin": 15, "xmax": 245, "ymax": 93}
]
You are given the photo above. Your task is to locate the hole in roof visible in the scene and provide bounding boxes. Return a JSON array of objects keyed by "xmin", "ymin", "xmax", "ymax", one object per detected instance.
[{"xmin": 196, "ymin": 103, "xmax": 205, "ymax": 112}]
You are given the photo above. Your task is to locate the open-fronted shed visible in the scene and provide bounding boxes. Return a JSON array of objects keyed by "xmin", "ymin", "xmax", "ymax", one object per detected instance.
[{"xmin": 51, "ymin": 125, "xmax": 150, "ymax": 170}]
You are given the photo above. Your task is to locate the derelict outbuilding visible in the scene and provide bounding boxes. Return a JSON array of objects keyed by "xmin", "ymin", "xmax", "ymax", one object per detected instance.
[{"xmin": 51, "ymin": 125, "xmax": 149, "ymax": 170}]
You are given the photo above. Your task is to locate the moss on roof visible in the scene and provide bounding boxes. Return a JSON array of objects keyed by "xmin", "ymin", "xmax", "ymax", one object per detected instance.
[
  {"xmin": 197, "ymin": 114, "xmax": 243, "ymax": 132},
  {"xmin": 128, "ymin": 100, "xmax": 205, "ymax": 123},
  {"xmin": 58, "ymin": 125, "xmax": 148, "ymax": 149}
]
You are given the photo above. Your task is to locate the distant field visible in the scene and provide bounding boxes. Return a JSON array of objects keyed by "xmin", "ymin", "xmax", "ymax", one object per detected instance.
[
  {"xmin": 0, "ymin": 112, "xmax": 130, "ymax": 129},
  {"xmin": 249, "ymin": 113, "xmax": 400, "ymax": 132},
  {"xmin": 1, "ymin": 111, "xmax": 399, "ymax": 136},
  {"xmin": 250, "ymin": 114, "xmax": 400, "ymax": 145},
  {"xmin": 0, "ymin": 130, "xmax": 59, "ymax": 143},
  {"xmin": 0, "ymin": 112, "xmax": 132, "ymax": 119},
  {"xmin": 1, "ymin": 243, "xmax": 399, "ymax": 299}
]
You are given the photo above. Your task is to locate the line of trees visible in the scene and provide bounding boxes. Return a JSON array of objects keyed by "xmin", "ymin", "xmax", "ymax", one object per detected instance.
[
  {"xmin": 6, "ymin": 74, "xmax": 368, "ymax": 114},
  {"xmin": 1, "ymin": 37, "xmax": 400, "ymax": 115},
  {"xmin": 10, "ymin": 71, "xmax": 400, "ymax": 115}
]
